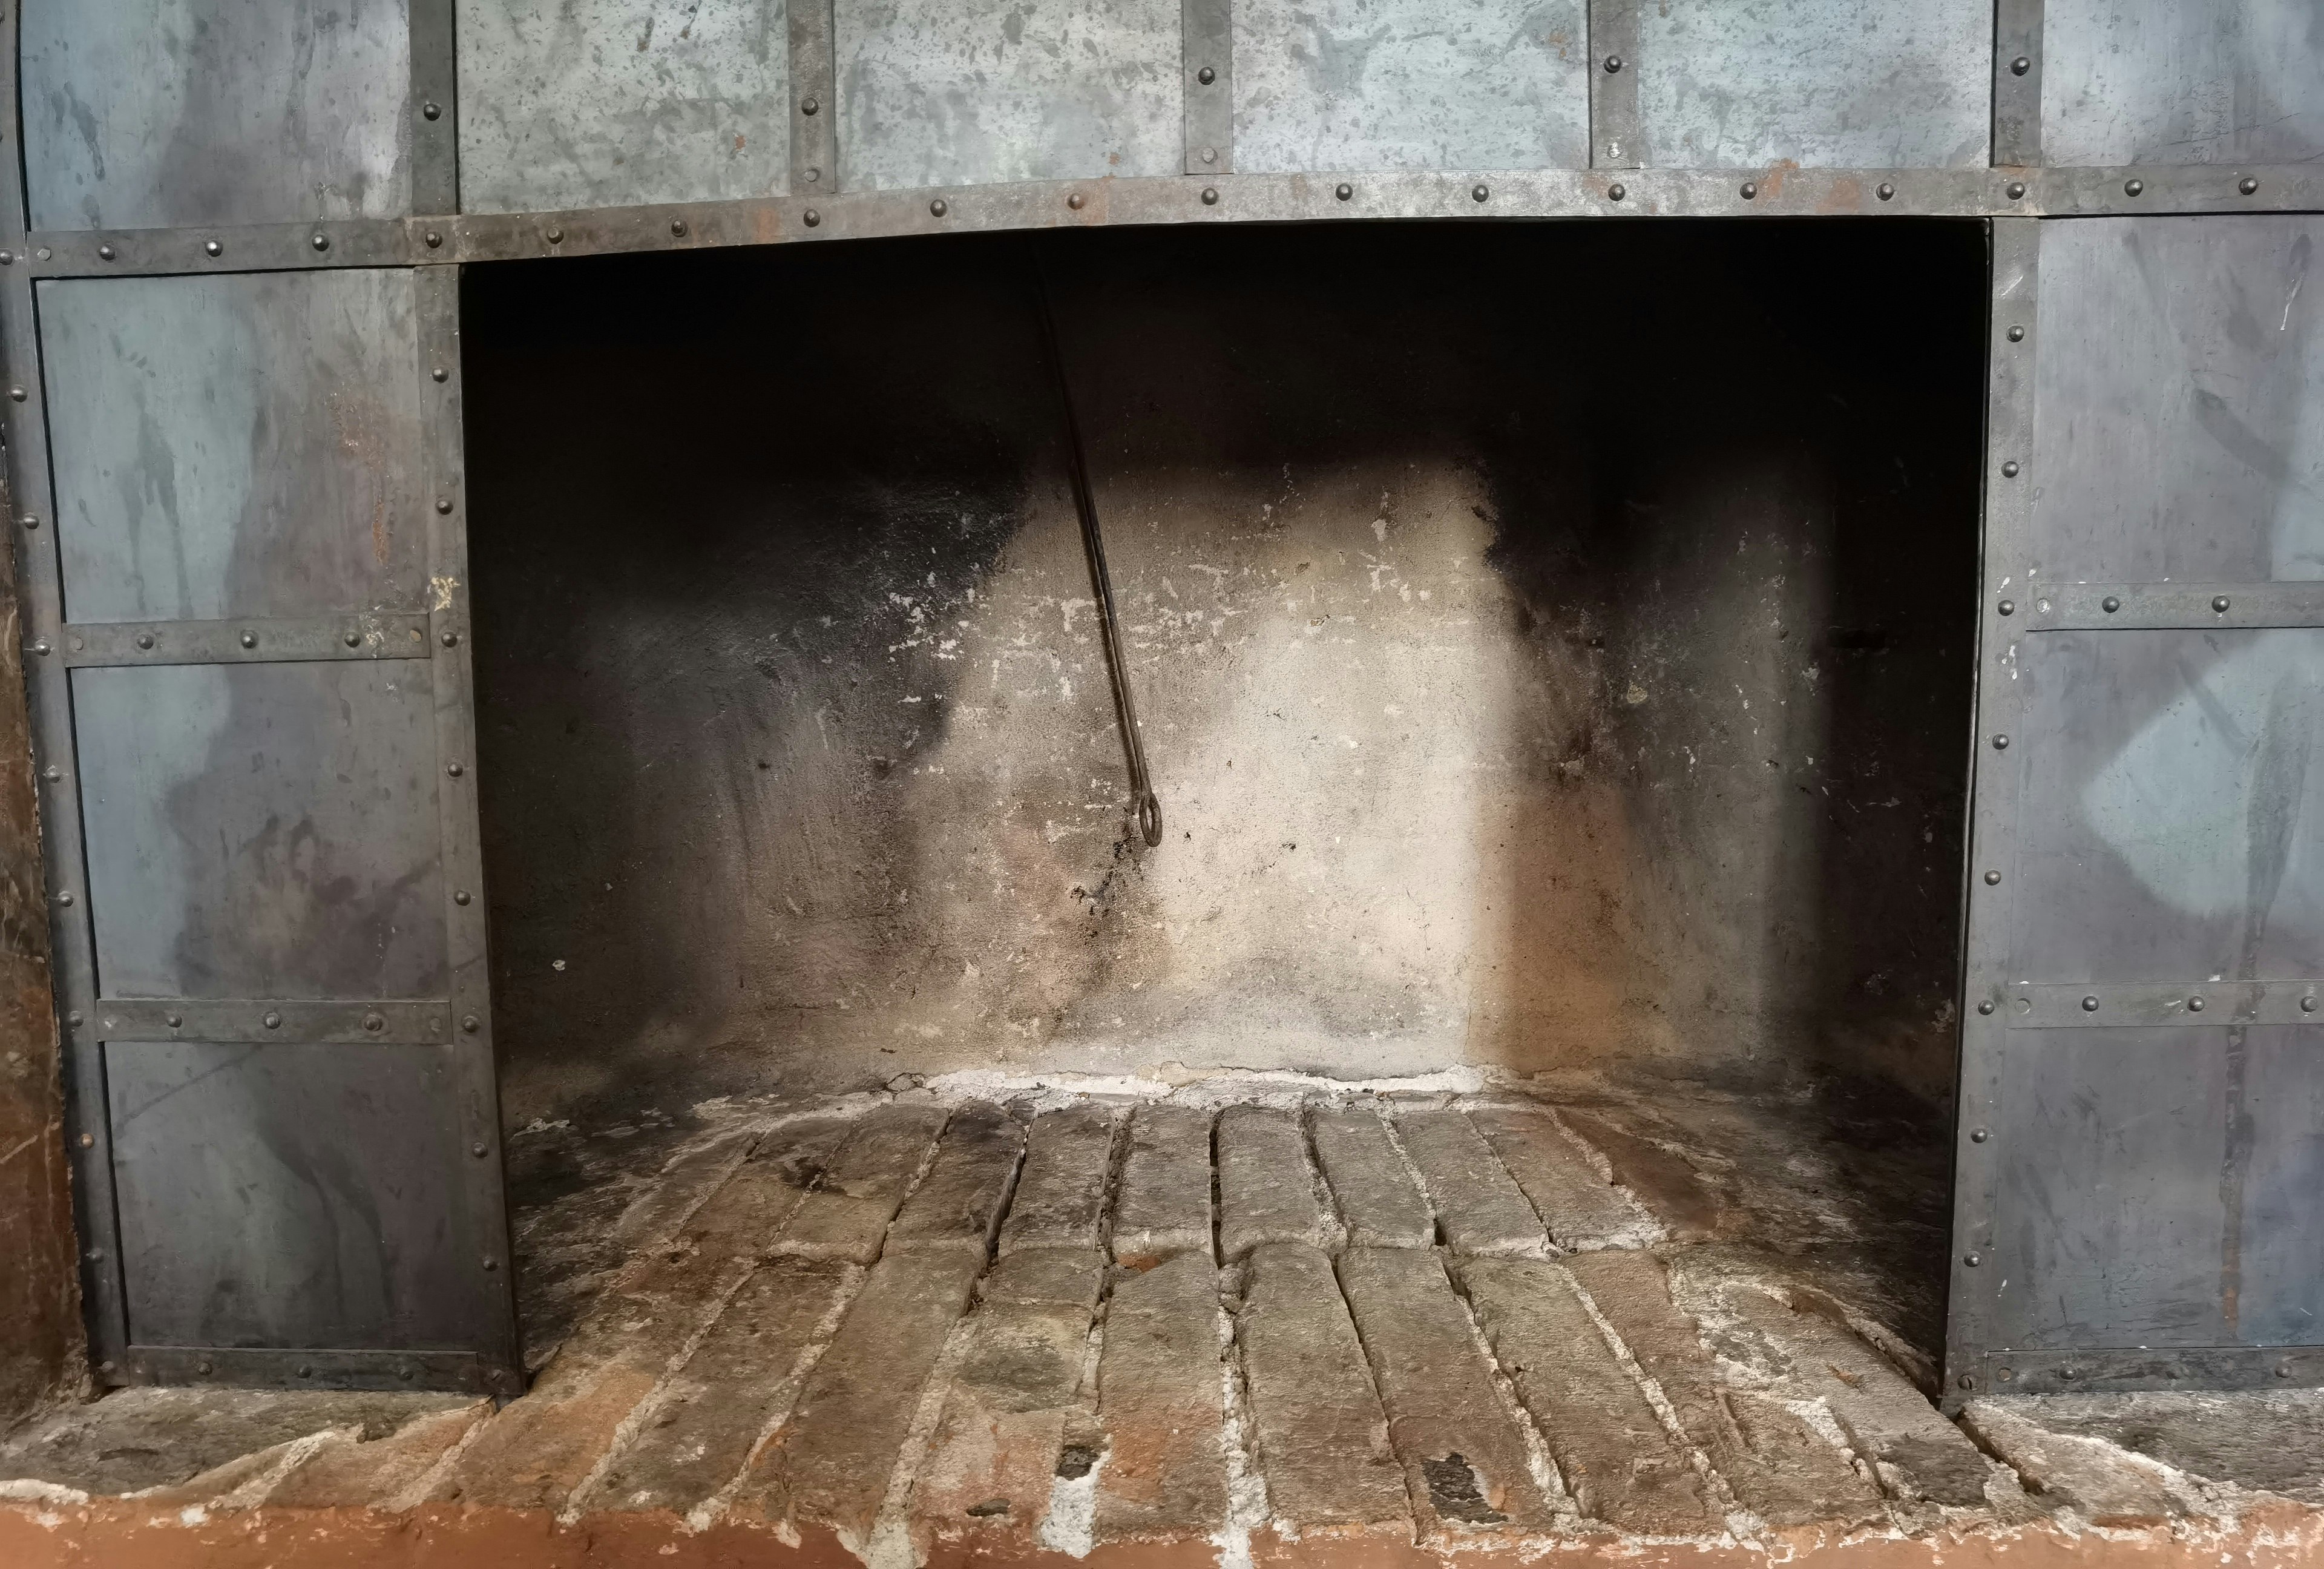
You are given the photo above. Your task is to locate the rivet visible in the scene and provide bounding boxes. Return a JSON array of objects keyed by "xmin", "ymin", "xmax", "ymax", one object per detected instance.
[
  {"xmin": 432, "ymin": 366, "xmax": 448, "ymax": 383},
  {"xmin": 425, "ymin": 230, "xmax": 443, "ymax": 249},
  {"xmin": 98, "ymin": 1360, "xmax": 114, "ymax": 1374},
  {"xmin": 2011, "ymin": 55, "xmax": 2030, "ymax": 75},
  {"xmin": 1978, "ymin": 1000, "xmax": 1995, "ymax": 1015},
  {"xmin": 96, "ymin": 243, "xmax": 116, "ymax": 262},
  {"xmin": 264, "ymin": 1010, "xmax": 283, "ymax": 1029},
  {"xmin": 239, "ymin": 631, "xmax": 256, "ymax": 649},
  {"xmin": 33, "ymin": 249, "xmax": 48, "ymax": 262},
  {"xmin": 2001, "ymin": 459, "xmax": 2020, "ymax": 477},
  {"xmin": 1472, "ymin": 183, "xmax": 1489, "ymax": 202},
  {"xmin": 2102, "ymin": 594, "xmax": 2121, "ymax": 613},
  {"xmin": 1876, "ymin": 182, "xmax": 1895, "ymax": 201},
  {"xmin": 2007, "ymin": 324, "xmax": 2024, "ymax": 341},
  {"xmin": 1997, "ymin": 1366, "xmax": 2014, "ymax": 1382},
  {"xmin": 298, "ymin": 1364, "xmax": 313, "ymax": 1378},
  {"xmin": 1998, "ymin": 598, "xmax": 2014, "ymax": 616},
  {"xmin": 134, "ymin": 632, "xmax": 153, "ymax": 650},
  {"xmin": 462, "ymin": 1014, "xmax": 481, "ymax": 1033},
  {"xmin": 545, "ymin": 227, "xmax": 563, "ymax": 245},
  {"xmin": 1202, "ymin": 186, "xmax": 1219, "ymax": 205},
  {"xmin": 77, "ymin": 1131, "xmax": 92, "ymax": 1148},
  {"xmin": 1067, "ymin": 192, "xmax": 1085, "ymax": 210},
  {"xmin": 482, "ymin": 1256, "xmax": 499, "ymax": 1271},
  {"xmin": 66, "ymin": 1011, "xmax": 79, "ymax": 1026},
  {"xmin": 1964, "ymin": 1252, "xmax": 1981, "ymax": 1266},
  {"xmin": 42, "ymin": 766, "xmax": 58, "ymax": 781},
  {"xmin": 10, "ymin": 387, "xmax": 27, "ymax": 402},
  {"xmin": 1198, "ymin": 65, "xmax": 1216, "ymax": 85},
  {"xmin": 1958, "ymin": 1373, "xmax": 1975, "ymax": 1390},
  {"xmin": 165, "ymin": 1012, "xmax": 181, "ymax": 1028},
  {"xmin": 0, "ymin": 251, "xmax": 11, "ymax": 265},
  {"xmin": 204, "ymin": 239, "xmax": 222, "ymax": 258},
  {"xmin": 30, "ymin": 640, "xmax": 46, "ymax": 655},
  {"xmin": 2006, "ymin": 180, "xmax": 2026, "ymax": 200},
  {"xmin": 2081, "ymin": 995, "xmax": 2099, "ymax": 1012},
  {"xmin": 2212, "ymin": 594, "xmax": 2230, "ymax": 613},
  {"xmin": 2240, "ymin": 177, "xmax": 2260, "ymax": 196},
  {"xmin": 197, "ymin": 1360, "xmax": 212, "ymax": 1375},
  {"xmin": 806, "ymin": 167, "xmax": 821, "ymax": 183},
  {"xmin": 2279, "ymin": 1363, "xmax": 2295, "ymax": 1379},
  {"xmin": 311, "ymin": 232, "xmax": 330, "ymax": 252},
  {"xmin": 1335, "ymin": 183, "xmax": 1352, "ymax": 201},
  {"xmin": 1608, "ymin": 183, "xmax": 1627, "ymax": 202},
  {"xmin": 929, "ymin": 198, "xmax": 948, "ymax": 217},
  {"xmin": 441, "ymin": 630, "xmax": 459, "ymax": 646},
  {"xmin": 19, "ymin": 515, "xmax": 34, "ymax": 530},
  {"xmin": 2059, "ymin": 1366, "xmax": 2076, "ymax": 1380},
  {"xmin": 343, "ymin": 631, "xmax": 361, "ymax": 647},
  {"xmin": 1984, "ymin": 870, "xmax": 2000, "ymax": 885},
  {"xmin": 671, "ymin": 219, "xmax": 688, "ymax": 237},
  {"xmin": 423, "ymin": 101, "xmax": 442, "ymax": 121},
  {"xmin": 455, "ymin": 890, "xmax": 471, "ymax": 906},
  {"xmin": 2303, "ymin": 995, "xmax": 2317, "ymax": 1013},
  {"xmin": 399, "ymin": 1367, "xmax": 415, "ymax": 1382},
  {"xmin": 447, "ymin": 761, "xmax": 464, "ymax": 777},
  {"xmin": 1739, "ymin": 181, "xmax": 1758, "ymax": 200},
  {"xmin": 804, "ymin": 208, "xmax": 821, "ymax": 226},
  {"xmin": 2187, "ymin": 995, "xmax": 2205, "ymax": 1012},
  {"xmin": 2124, "ymin": 178, "xmax": 2144, "ymax": 197},
  {"xmin": 436, "ymin": 498, "xmax": 453, "ymax": 513},
  {"xmin": 801, "ymin": 96, "xmax": 819, "ymax": 115},
  {"xmin": 471, "ymin": 1142, "xmax": 489, "ymax": 1157},
  {"xmin": 363, "ymin": 1011, "xmax": 386, "ymax": 1033},
  {"xmin": 1971, "ymin": 1127, "xmax": 1989, "ymax": 1142},
  {"xmin": 1201, "ymin": 146, "xmax": 1217, "ymax": 165},
  {"xmin": 1603, "ymin": 54, "xmax": 1623, "ymax": 73},
  {"xmin": 1991, "ymin": 734, "xmax": 2009, "ymax": 750}
]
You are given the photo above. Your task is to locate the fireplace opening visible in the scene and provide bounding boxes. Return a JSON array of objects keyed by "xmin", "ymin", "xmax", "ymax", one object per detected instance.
[{"xmin": 461, "ymin": 217, "xmax": 1989, "ymax": 1403}]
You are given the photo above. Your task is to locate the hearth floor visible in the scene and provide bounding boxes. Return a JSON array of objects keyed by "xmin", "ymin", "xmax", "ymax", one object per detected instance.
[{"xmin": 7, "ymin": 1079, "xmax": 2324, "ymax": 1569}]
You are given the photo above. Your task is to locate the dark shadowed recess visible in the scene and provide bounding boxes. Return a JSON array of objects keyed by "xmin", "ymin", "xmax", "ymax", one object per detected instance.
[{"xmin": 462, "ymin": 219, "xmax": 1985, "ymax": 1136}]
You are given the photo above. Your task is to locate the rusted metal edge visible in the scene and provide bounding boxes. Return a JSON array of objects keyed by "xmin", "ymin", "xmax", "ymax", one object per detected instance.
[
  {"xmin": 113, "ymin": 1344, "xmax": 501, "ymax": 1395},
  {"xmin": 1992, "ymin": 0, "xmax": 2044, "ymax": 169},
  {"xmin": 1980, "ymin": 1345, "xmax": 2324, "ymax": 1396},
  {"xmin": 58, "ymin": 614, "xmax": 433, "ymax": 667},
  {"xmin": 1587, "ymin": 0, "xmax": 1642, "ymax": 169},
  {"xmin": 97, "ymin": 999, "xmax": 453, "ymax": 1045}
]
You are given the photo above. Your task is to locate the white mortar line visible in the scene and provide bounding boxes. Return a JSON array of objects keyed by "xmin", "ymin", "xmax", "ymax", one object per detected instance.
[
  {"xmin": 1213, "ymin": 1294, "xmax": 1270, "ymax": 1569},
  {"xmin": 1443, "ymin": 1264, "xmax": 1575, "ymax": 1521},
  {"xmin": 863, "ymin": 1312, "xmax": 981, "ymax": 1569}
]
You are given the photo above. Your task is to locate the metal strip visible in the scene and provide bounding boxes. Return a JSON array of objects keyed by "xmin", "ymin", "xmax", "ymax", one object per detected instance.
[
  {"xmin": 1945, "ymin": 215, "xmax": 2040, "ymax": 1411},
  {"xmin": 117, "ymin": 1344, "xmax": 493, "ymax": 1393},
  {"xmin": 1588, "ymin": 0, "xmax": 1642, "ymax": 169},
  {"xmin": 59, "ymin": 614, "xmax": 433, "ymax": 668},
  {"xmin": 21, "ymin": 220, "xmax": 413, "ymax": 278},
  {"xmin": 417, "ymin": 263, "xmax": 524, "ymax": 1396},
  {"xmin": 790, "ymin": 0, "xmax": 838, "ymax": 196},
  {"xmin": 2004, "ymin": 981, "xmax": 2324, "ymax": 1028},
  {"xmin": 1992, "ymin": 0, "xmax": 2043, "ymax": 169},
  {"xmin": 0, "ymin": 0, "xmax": 125, "ymax": 1377},
  {"xmin": 1981, "ymin": 1346, "xmax": 2324, "ymax": 1397},
  {"xmin": 1181, "ymin": 0, "xmax": 1232, "ymax": 176},
  {"xmin": 407, "ymin": 0, "xmax": 460, "ymax": 214},
  {"xmin": 96, "ymin": 999, "xmax": 453, "ymax": 1045},
  {"xmin": 2015, "ymin": 584, "xmax": 2324, "ymax": 631}
]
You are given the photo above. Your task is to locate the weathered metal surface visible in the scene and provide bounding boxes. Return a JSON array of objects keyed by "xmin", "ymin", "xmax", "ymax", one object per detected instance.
[
  {"xmin": 2043, "ymin": 0, "xmax": 2324, "ymax": 167},
  {"xmin": 1630, "ymin": 0, "xmax": 1990, "ymax": 168},
  {"xmin": 106, "ymin": 1041, "xmax": 491, "ymax": 1351},
  {"xmin": 1181, "ymin": 0, "xmax": 1231, "ymax": 174},
  {"xmin": 2008, "ymin": 628, "xmax": 2324, "ymax": 986},
  {"xmin": 1978, "ymin": 1345, "xmax": 2324, "ymax": 1395},
  {"xmin": 95, "ymin": 1001, "xmax": 453, "ymax": 1046},
  {"xmin": 1993, "ymin": 0, "xmax": 2044, "ymax": 166},
  {"xmin": 2020, "ymin": 584, "xmax": 2324, "ymax": 631},
  {"xmin": 2029, "ymin": 217, "xmax": 2323, "ymax": 585},
  {"xmin": 835, "ymin": 0, "xmax": 1181, "ymax": 190},
  {"xmin": 1233, "ymin": 0, "xmax": 1586, "ymax": 174},
  {"xmin": 456, "ymin": 0, "xmax": 792, "ymax": 214},
  {"xmin": 1982, "ymin": 1025, "xmax": 2324, "ymax": 1352},
  {"xmin": 39, "ymin": 272, "xmax": 427, "ymax": 624},
  {"xmin": 22, "ymin": 220, "xmax": 415, "ymax": 279},
  {"xmin": 71, "ymin": 660, "xmax": 448, "ymax": 1001},
  {"xmin": 19, "ymin": 0, "xmax": 413, "ymax": 232},
  {"xmin": 2007, "ymin": 979, "xmax": 2324, "ymax": 1027},
  {"xmin": 118, "ymin": 1345, "xmax": 496, "ymax": 1392},
  {"xmin": 1589, "ymin": 0, "xmax": 1641, "ymax": 169},
  {"xmin": 409, "ymin": 0, "xmax": 461, "ymax": 213},
  {"xmin": 792, "ymin": 0, "xmax": 839, "ymax": 192},
  {"xmin": 61, "ymin": 615, "xmax": 434, "ymax": 668}
]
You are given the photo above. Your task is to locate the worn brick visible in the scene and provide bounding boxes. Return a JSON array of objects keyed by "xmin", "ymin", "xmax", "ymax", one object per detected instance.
[
  {"xmin": 776, "ymin": 1104, "xmax": 951, "ymax": 1264},
  {"xmin": 1388, "ymin": 1110, "xmax": 1547, "ymax": 1258},
  {"xmin": 746, "ymin": 1247, "xmax": 982, "ymax": 1547},
  {"xmin": 1311, "ymin": 1106, "xmax": 1433, "ymax": 1248},
  {"xmin": 608, "ymin": 1122, "xmax": 768, "ymax": 1255},
  {"xmin": 1468, "ymin": 1107, "xmax": 1656, "ymax": 1251},
  {"xmin": 1095, "ymin": 1250, "xmax": 1226, "ymax": 1541},
  {"xmin": 889, "ymin": 1103, "xmax": 1025, "ymax": 1255},
  {"xmin": 1564, "ymin": 1250, "xmax": 1883, "ymax": 1529},
  {"xmin": 1458, "ymin": 1259, "xmax": 1714, "ymax": 1534},
  {"xmin": 265, "ymin": 1402, "xmax": 491, "ymax": 1508},
  {"xmin": 577, "ymin": 1258, "xmax": 853, "ymax": 1515},
  {"xmin": 1236, "ymin": 1243, "xmax": 1410, "ymax": 1531},
  {"xmin": 1216, "ymin": 1107, "xmax": 1330, "ymax": 1262},
  {"xmin": 1960, "ymin": 1400, "xmax": 2188, "ymax": 1525},
  {"xmin": 1111, "ymin": 1105, "xmax": 1214, "ymax": 1267},
  {"xmin": 999, "ymin": 1105, "xmax": 1119, "ymax": 1255},
  {"xmin": 1335, "ymin": 1248, "xmax": 1556, "ymax": 1538},
  {"xmin": 1557, "ymin": 1110, "xmax": 1722, "ymax": 1242}
]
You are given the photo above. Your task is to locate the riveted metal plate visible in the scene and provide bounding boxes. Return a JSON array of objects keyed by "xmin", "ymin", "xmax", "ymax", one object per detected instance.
[
  {"xmin": 98, "ymin": 1000, "xmax": 452, "ymax": 1046},
  {"xmin": 2043, "ymin": 0, "xmax": 2324, "ymax": 167},
  {"xmin": 61, "ymin": 615, "xmax": 434, "ymax": 668},
  {"xmin": 21, "ymin": 2, "xmax": 413, "ymax": 231},
  {"xmin": 1181, "ymin": 0, "xmax": 1232, "ymax": 175},
  {"xmin": 2006, "ymin": 980, "xmax": 2324, "ymax": 1027},
  {"xmin": 2029, "ymin": 217, "xmax": 2324, "ymax": 585},
  {"xmin": 117, "ymin": 1345, "xmax": 506, "ymax": 1396},
  {"xmin": 25, "ymin": 221, "xmax": 414, "ymax": 279},
  {"xmin": 458, "ymin": 0, "xmax": 792, "ymax": 214},
  {"xmin": 1630, "ymin": 0, "xmax": 1990, "ymax": 169},
  {"xmin": 39, "ymin": 271, "xmax": 428, "ymax": 624},
  {"xmin": 1981, "ymin": 1346, "xmax": 2324, "ymax": 1396},
  {"xmin": 1994, "ymin": 0, "xmax": 2044, "ymax": 168},
  {"xmin": 1587, "ymin": 0, "xmax": 1641, "ymax": 169},
  {"xmin": 410, "ymin": 0, "xmax": 461, "ymax": 213},
  {"xmin": 2018, "ymin": 584, "xmax": 2324, "ymax": 631},
  {"xmin": 72, "ymin": 660, "xmax": 448, "ymax": 1002},
  {"xmin": 1233, "ymin": 0, "xmax": 1586, "ymax": 174},
  {"xmin": 107, "ymin": 1041, "xmax": 496, "ymax": 1354},
  {"xmin": 835, "ymin": 0, "xmax": 1181, "ymax": 190}
]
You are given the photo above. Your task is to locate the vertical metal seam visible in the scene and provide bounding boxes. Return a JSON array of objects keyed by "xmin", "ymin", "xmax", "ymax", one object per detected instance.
[
  {"xmin": 1587, "ymin": 0, "xmax": 1643, "ymax": 170},
  {"xmin": 416, "ymin": 264, "xmax": 522, "ymax": 1395},
  {"xmin": 1945, "ymin": 214, "xmax": 2039, "ymax": 1407},
  {"xmin": 0, "ymin": 0, "xmax": 126, "ymax": 1374},
  {"xmin": 1181, "ymin": 0, "xmax": 1233, "ymax": 176},
  {"xmin": 1992, "ymin": 0, "xmax": 2043, "ymax": 168},
  {"xmin": 408, "ymin": 0, "xmax": 461, "ymax": 214},
  {"xmin": 791, "ymin": 0, "xmax": 840, "ymax": 196}
]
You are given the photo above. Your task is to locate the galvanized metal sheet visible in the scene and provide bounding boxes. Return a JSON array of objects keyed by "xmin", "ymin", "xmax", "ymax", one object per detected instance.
[
  {"xmin": 19, "ymin": 0, "xmax": 413, "ymax": 232},
  {"xmin": 2043, "ymin": 0, "xmax": 2324, "ymax": 167},
  {"xmin": 1630, "ymin": 0, "xmax": 1989, "ymax": 168},
  {"xmin": 2029, "ymin": 217, "xmax": 2324, "ymax": 585},
  {"xmin": 1232, "ymin": 0, "xmax": 1587, "ymax": 174},
  {"xmin": 2009, "ymin": 630, "xmax": 2324, "ymax": 987},
  {"xmin": 456, "ymin": 0, "xmax": 793, "ymax": 214},
  {"xmin": 107, "ymin": 1040, "xmax": 490, "ymax": 1350},
  {"xmin": 1984, "ymin": 1025, "xmax": 2324, "ymax": 1350},
  {"xmin": 73, "ymin": 661, "xmax": 448, "ymax": 1001},
  {"xmin": 835, "ymin": 0, "xmax": 1181, "ymax": 189},
  {"xmin": 39, "ymin": 271, "xmax": 427, "ymax": 625}
]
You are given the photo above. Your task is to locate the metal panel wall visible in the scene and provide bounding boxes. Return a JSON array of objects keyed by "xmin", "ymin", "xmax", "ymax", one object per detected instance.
[{"xmin": 2043, "ymin": 0, "xmax": 2324, "ymax": 168}]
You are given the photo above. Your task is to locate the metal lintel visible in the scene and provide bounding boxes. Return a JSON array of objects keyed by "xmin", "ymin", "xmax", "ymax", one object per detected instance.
[
  {"xmin": 790, "ymin": 0, "xmax": 839, "ymax": 195},
  {"xmin": 1980, "ymin": 1347, "xmax": 2324, "ymax": 1398},
  {"xmin": 2014, "ymin": 583, "xmax": 2324, "ymax": 631},
  {"xmin": 59, "ymin": 614, "xmax": 433, "ymax": 668},
  {"xmin": 1992, "ymin": 0, "xmax": 2043, "ymax": 169},
  {"xmin": 1587, "ymin": 0, "xmax": 1642, "ymax": 169},
  {"xmin": 408, "ymin": 0, "xmax": 459, "ymax": 213},
  {"xmin": 19, "ymin": 219, "xmax": 413, "ymax": 278},
  {"xmin": 2000, "ymin": 980, "xmax": 2324, "ymax": 1028},
  {"xmin": 96, "ymin": 999, "xmax": 453, "ymax": 1045},
  {"xmin": 1181, "ymin": 0, "xmax": 1232, "ymax": 176},
  {"xmin": 114, "ymin": 1344, "xmax": 509, "ymax": 1396}
]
